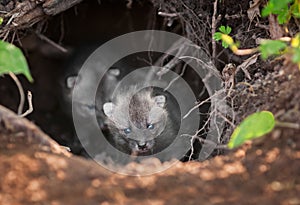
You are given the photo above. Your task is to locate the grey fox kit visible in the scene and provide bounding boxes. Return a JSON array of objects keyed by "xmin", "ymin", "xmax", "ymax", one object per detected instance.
[
  {"xmin": 61, "ymin": 45, "xmax": 199, "ymax": 161},
  {"xmin": 103, "ymin": 86, "xmax": 177, "ymax": 156}
]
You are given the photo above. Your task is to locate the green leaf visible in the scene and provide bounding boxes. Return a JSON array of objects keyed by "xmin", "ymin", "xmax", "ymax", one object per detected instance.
[
  {"xmin": 262, "ymin": 0, "xmax": 293, "ymax": 22},
  {"xmin": 222, "ymin": 41, "xmax": 229, "ymax": 48},
  {"xmin": 292, "ymin": 47, "xmax": 300, "ymax": 63},
  {"xmin": 291, "ymin": 2, "xmax": 300, "ymax": 18},
  {"xmin": 259, "ymin": 40, "xmax": 287, "ymax": 59},
  {"xmin": 292, "ymin": 11, "xmax": 300, "ymax": 18},
  {"xmin": 262, "ymin": 4, "xmax": 274, "ymax": 17},
  {"xmin": 213, "ymin": 32, "xmax": 222, "ymax": 41},
  {"xmin": 225, "ymin": 26, "xmax": 231, "ymax": 34},
  {"xmin": 0, "ymin": 17, "xmax": 3, "ymax": 26},
  {"xmin": 277, "ymin": 9, "xmax": 291, "ymax": 24},
  {"xmin": 219, "ymin": 25, "xmax": 232, "ymax": 35},
  {"xmin": 0, "ymin": 40, "xmax": 33, "ymax": 82},
  {"xmin": 228, "ymin": 111, "xmax": 275, "ymax": 149},
  {"xmin": 273, "ymin": 0, "xmax": 293, "ymax": 11},
  {"xmin": 219, "ymin": 26, "xmax": 226, "ymax": 33}
]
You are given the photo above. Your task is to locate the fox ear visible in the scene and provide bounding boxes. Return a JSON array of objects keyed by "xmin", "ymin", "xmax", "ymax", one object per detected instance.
[
  {"xmin": 154, "ymin": 95, "xmax": 166, "ymax": 108},
  {"xmin": 103, "ymin": 102, "xmax": 115, "ymax": 118}
]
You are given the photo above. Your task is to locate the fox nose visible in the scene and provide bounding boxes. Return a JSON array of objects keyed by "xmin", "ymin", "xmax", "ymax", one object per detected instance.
[{"xmin": 138, "ymin": 142, "xmax": 147, "ymax": 150}]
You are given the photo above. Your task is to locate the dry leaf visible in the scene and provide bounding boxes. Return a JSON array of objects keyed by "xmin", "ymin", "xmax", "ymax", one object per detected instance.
[
  {"xmin": 247, "ymin": 0, "xmax": 261, "ymax": 22},
  {"xmin": 236, "ymin": 53, "xmax": 259, "ymax": 80}
]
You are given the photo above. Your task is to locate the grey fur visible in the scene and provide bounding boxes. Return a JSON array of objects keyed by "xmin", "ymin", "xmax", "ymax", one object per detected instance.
[{"xmin": 103, "ymin": 87, "xmax": 176, "ymax": 156}]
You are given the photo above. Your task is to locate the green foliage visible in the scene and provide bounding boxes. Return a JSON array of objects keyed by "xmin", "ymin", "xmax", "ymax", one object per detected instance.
[
  {"xmin": 259, "ymin": 40, "xmax": 287, "ymax": 59},
  {"xmin": 219, "ymin": 25, "xmax": 232, "ymax": 35},
  {"xmin": 261, "ymin": 0, "xmax": 300, "ymax": 67},
  {"xmin": 228, "ymin": 111, "xmax": 275, "ymax": 149},
  {"xmin": 290, "ymin": 33, "xmax": 300, "ymax": 66},
  {"xmin": 262, "ymin": 0, "xmax": 300, "ymax": 24},
  {"xmin": 0, "ymin": 40, "xmax": 33, "ymax": 82},
  {"xmin": 213, "ymin": 32, "xmax": 222, "ymax": 41},
  {"xmin": 215, "ymin": 1, "xmax": 300, "ymax": 68},
  {"xmin": 291, "ymin": 2, "xmax": 300, "ymax": 18},
  {"xmin": 292, "ymin": 47, "xmax": 300, "ymax": 62},
  {"xmin": 213, "ymin": 26, "xmax": 233, "ymax": 48},
  {"xmin": 0, "ymin": 17, "xmax": 3, "ymax": 26}
]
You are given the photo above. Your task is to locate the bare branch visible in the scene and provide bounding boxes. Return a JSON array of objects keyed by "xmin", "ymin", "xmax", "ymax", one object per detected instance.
[
  {"xmin": 9, "ymin": 72, "xmax": 25, "ymax": 115},
  {"xmin": 183, "ymin": 90, "xmax": 225, "ymax": 119},
  {"xmin": 212, "ymin": 0, "xmax": 220, "ymax": 64},
  {"xmin": 20, "ymin": 91, "xmax": 33, "ymax": 117},
  {"xmin": 158, "ymin": 11, "xmax": 181, "ymax": 18},
  {"xmin": 35, "ymin": 32, "xmax": 68, "ymax": 53}
]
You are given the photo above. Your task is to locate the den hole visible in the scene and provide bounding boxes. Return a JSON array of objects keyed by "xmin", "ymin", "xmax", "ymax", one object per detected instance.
[{"xmin": 0, "ymin": 0, "xmax": 222, "ymax": 162}]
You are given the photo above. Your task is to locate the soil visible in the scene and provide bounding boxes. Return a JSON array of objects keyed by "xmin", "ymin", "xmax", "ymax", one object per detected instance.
[{"xmin": 0, "ymin": 0, "xmax": 299, "ymax": 205}]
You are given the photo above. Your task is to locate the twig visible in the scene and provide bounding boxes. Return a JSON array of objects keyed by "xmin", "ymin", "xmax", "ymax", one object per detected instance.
[
  {"xmin": 183, "ymin": 97, "xmax": 211, "ymax": 120},
  {"xmin": 197, "ymin": 136, "xmax": 229, "ymax": 150},
  {"xmin": 144, "ymin": 38, "xmax": 187, "ymax": 83},
  {"xmin": 276, "ymin": 121, "xmax": 300, "ymax": 129},
  {"xmin": 9, "ymin": 72, "xmax": 25, "ymax": 115},
  {"xmin": 163, "ymin": 61, "xmax": 188, "ymax": 91},
  {"xmin": 188, "ymin": 135, "xmax": 196, "ymax": 161},
  {"xmin": 20, "ymin": 91, "xmax": 33, "ymax": 117},
  {"xmin": 183, "ymin": 89, "xmax": 225, "ymax": 119},
  {"xmin": 35, "ymin": 32, "xmax": 68, "ymax": 53},
  {"xmin": 11, "ymin": 30, "xmax": 16, "ymax": 43},
  {"xmin": 8, "ymin": 72, "xmax": 33, "ymax": 117},
  {"xmin": 155, "ymin": 46, "xmax": 186, "ymax": 77},
  {"xmin": 6, "ymin": 13, "xmax": 18, "ymax": 26},
  {"xmin": 212, "ymin": 0, "xmax": 218, "ymax": 64},
  {"xmin": 158, "ymin": 11, "xmax": 181, "ymax": 18},
  {"xmin": 178, "ymin": 55, "xmax": 220, "ymax": 77},
  {"xmin": 233, "ymin": 47, "xmax": 258, "ymax": 56},
  {"xmin": 182, "ymin": 130, "xmax": 229, "ymax": 161},
  {"xmin": 182, "ymin": 110, "xmax": 214, "ymax": 161},
  {"xmin": 217, "ymin": 109, "xmax": 235, "ymax": 128},
  {"xmin": 3, "ymin": 30, "xmax": 10, "ymax": 41},
  {"xmin": 233, "ymin": 37, "xmax": 291, "ymax": 56}
]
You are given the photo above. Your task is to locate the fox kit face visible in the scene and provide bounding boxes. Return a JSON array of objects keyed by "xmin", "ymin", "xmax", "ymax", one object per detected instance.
[{"xmin": 103, "ymin": 88, "xmax": 168, "ymax": 155}]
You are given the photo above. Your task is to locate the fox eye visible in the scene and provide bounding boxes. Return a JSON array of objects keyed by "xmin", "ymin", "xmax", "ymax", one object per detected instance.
[
  {"xmin": 147, "ymin": 123, "xmax": 154, "ymax": 129},
  {"xmin": 123, "ymin": 128, "xmax": 131, "ymax": 134}
]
